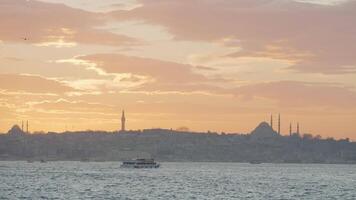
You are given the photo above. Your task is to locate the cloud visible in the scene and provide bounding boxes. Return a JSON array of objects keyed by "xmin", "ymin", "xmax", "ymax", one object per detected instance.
[
  {"xmin": 0, "ymin": 103, "xmax": 19, "ymax": 121},
  {"xmin": 36, "ymin": 0, "xmax": 141, "ymax": 12},
  {"xmin": 194, "ymin": 65, "xmax": 218, "ymax": 71},
  {"xmin": 55, "ymin": 56, "xmax": 150, "ymax": 92},
  {"xmin": 0, "ymin": 74, "xmax": 74, "ymax": 94},
  {"xmin": 112, "ymin": 0, "xmax": 356, "ymax": 74},
  {"xmin": 0, "ymin": 0, "xmax": 138, "ymax": 46},
  {"xmin": 233, "ymin": 81, "xmax": 356, "ymax": 109},
  {"xmin": 80, "ymin": 54, "xmax": 207, "ymax": 83},
  {"xmin": 77, "ymin": 54, "xmax": 225, "ymax": 93},
  {"xmin": 3, "ymin": 57, "xmax": 25, "ymax": 62},
  {"xmin": 27, "ymin": 98, "xmax": 117, "ymax": 114},
  {"xmin": 63, "ymin": 53, "xmax": 356, "ymax": 108}
]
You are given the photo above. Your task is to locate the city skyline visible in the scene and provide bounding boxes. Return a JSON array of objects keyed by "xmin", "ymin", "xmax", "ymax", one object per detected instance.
[
  {"xmin": 0, "ymin": 112, "xmax": 330, "ymax": 141},
  {"xmin": 0, "ymin": 0, "xmax": 356, "ymax": 139}
]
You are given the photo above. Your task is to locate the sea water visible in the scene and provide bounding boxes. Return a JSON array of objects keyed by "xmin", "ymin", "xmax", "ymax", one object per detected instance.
[{"xmin": 0, "ymin": 162, "xmax": 355, "ymax": 199}]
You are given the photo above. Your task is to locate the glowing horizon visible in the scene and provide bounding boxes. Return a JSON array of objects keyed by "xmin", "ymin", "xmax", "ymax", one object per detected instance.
[{"xmin": 0, "ymin": 0, "xmax": 355, "ymax": 139}]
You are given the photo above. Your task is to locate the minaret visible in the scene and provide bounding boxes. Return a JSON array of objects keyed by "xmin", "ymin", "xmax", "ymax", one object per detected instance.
[
  {"xmin": 270, "ymin": 114, "xmax": 273, "ymax": 130},
  {"xmin": 26, "ymin": 120, "xmax": 29, "ymax": 134},
  {"xmin": 121, "ymin": 110, "xmax": 126, "ymax": 132},
  {"xmin": 297, "ymin": 122, "xmax": 300, "ymax": 135},
  {"xmin": 289, "ymin": 122, "xmax": 292, "ymax": 136},
  {"xmin": 21, "ymin": 121, "xmax": 24, "ymax": 131},
  {"xmin": 278, "ymin": 113, "xmax": 281, "ymax": 135}
]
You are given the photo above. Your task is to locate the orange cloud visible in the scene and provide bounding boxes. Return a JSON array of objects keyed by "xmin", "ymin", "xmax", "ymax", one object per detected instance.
[
  {"xmin": 28, "ymin": 98, "xmax": 117, "ymax": 114},
  {"xmin": 78, "ymin": 54, "xmax": 225, "ymax": 93},
  {"xmin": 0, "ymin": 74, "xmax": 74, "ymax": 94},
  {"xmin": 73, "ymin": 54, "xmax": 356, "ymax": 110},
  {"xmin": 112, "ymin": 0, "xmax": 356, "ymax": 74},
  {"xmin": 0, "ymin": 0, "xmax": 138, "ymax": 46},
  {"xmin": 80, "ymin": 54, "xmax": 207, "ymax": 82},
  {"xmin": 234, "ymin": 81, "xmax": 356, "ymax": 109}
]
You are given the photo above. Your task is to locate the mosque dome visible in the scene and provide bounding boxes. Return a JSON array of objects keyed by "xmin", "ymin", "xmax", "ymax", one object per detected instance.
[
  {"xmin": 250, "ymin": 122, "xmax": 278, "ymax": 138},
  {"xmin": 7, "ymin": 125, "xmax": 25, "ymax": 135}
]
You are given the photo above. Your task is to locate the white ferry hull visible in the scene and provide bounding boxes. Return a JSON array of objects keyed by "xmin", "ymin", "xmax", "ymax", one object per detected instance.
[{"xmin": 121, "ymin": 158, "xmax": 160, "ymax": 169}]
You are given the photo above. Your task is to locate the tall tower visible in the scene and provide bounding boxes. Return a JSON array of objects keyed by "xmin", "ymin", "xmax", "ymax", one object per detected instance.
[
  {"xmin": 21, "ymin": 121, "xmax": 24, "ymax": 131},
  {"xmin": 26, "ymin": 120, "xmax": 29, "ymax": 134},
  {"xmin": 278, "ymin": 113, "xmax": 281, "ymax": 135},
  {"xmin": 270, "ymin": 114, "xmax": 273, "ymax": 130},
  {"xmin": 297, "ymin": 122, "xmax": 300, "ymax": 135},
  {"xmin": 289, "ymin": 122, "xmax": 292, "ymax": 136},
  {"xmin": 121, "ymin": 110, "xmax": 126, "ymax": 132}
]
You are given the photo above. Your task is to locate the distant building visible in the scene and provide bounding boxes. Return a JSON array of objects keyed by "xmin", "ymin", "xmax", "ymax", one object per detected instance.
[
  {"xmin": 121, "ymin": 110, "xmax": 126, "ymax": 132},
  {"xmin": 250, "ymin": 122, "xmax": 279, "ymax": 139},
  {"xmin": 8, "ymin": 125, "xmax": 26, "ymax": 136}
]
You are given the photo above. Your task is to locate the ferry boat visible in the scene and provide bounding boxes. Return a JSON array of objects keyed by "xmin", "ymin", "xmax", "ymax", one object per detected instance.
[
  {"xmin": 249, "ymin": 160, "xmax": 262, "ymax": 164},
  {"xmin": 121, "ymin": 158, "xmax": 160, "ymax": 168}
]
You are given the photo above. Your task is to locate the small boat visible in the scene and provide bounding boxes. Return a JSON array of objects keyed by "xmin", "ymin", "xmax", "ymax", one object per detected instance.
[{"xmin": 121, "ymin": 158, "xmax": 160, "ymax": 168}]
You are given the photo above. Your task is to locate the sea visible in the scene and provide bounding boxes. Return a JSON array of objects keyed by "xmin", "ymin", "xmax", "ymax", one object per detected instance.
[{"xmin": 0, "ymin": 162, "xmax": 355, "ymax": 200}]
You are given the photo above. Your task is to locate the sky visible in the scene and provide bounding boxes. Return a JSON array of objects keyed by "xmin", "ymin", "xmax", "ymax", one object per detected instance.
[{"xmin": 0, "ymin": 0, "xmax": 355, "ymax": 139}]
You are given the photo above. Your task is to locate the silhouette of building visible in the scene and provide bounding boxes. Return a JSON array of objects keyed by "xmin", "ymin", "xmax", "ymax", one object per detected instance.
[
  {"xmin": 8, "ymin": 125, "xmax": 26, "ymax": 135},
  {"xmin": 270, "ymin": 114, "xmax": 273, "ymax": 130},
  {"xmin": 297, "ymin": 122, "xmax": 300, "ymax": 135},
  {"xmin": 289, "ymin": 122, "xmax": 292, "ymax": 136},
  {"xmin": 26, "ymin": 120, "xmax": 29, "ymax": 134},
  {"xmin": 121, "ymin": 110, "xmax": 126, "ymax": 132},
  {"xmin": 251, "ymin": 121, "xmax": 279, "ymax": 139}
]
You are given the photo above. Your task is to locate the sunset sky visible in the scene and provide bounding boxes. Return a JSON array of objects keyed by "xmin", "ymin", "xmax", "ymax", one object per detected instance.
[{"xmin": 0, "ymin": 0, "xmax": 355, "ymax": 139}]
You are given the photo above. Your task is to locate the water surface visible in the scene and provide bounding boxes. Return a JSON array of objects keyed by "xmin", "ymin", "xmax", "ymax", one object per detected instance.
[{"xmin": 0, "ymin": 162, "xmax": 355, "ymax": 199}]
